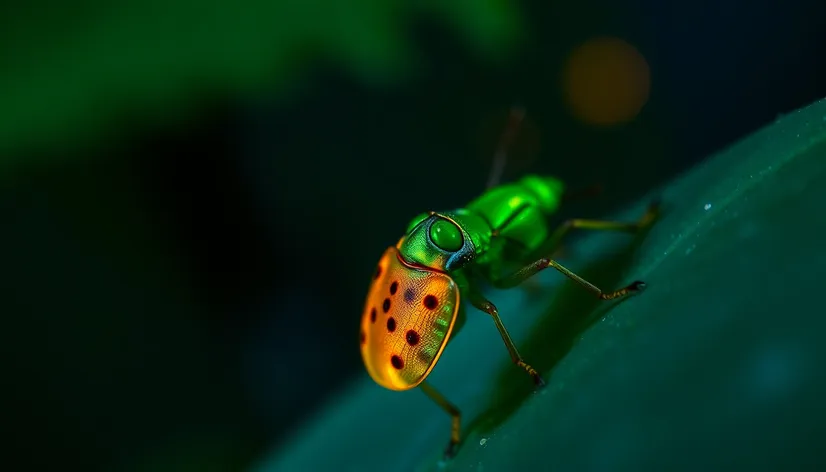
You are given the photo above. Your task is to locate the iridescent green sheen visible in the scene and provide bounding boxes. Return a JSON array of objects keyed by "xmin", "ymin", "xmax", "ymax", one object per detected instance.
[{"xmin": 396, "ymin": 174, "xmax": 566, "ymax": 337}]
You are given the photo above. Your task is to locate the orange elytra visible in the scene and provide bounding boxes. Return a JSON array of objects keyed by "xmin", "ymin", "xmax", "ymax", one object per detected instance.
[{"xmin": 359, "ymin": 246, "xmax": 460, "ymax": 391}]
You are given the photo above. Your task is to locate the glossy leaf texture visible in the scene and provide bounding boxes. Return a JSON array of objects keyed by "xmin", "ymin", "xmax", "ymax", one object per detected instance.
[{"xmin": 255, "ymin": 97, "xmax": 826, "ymax": 472}]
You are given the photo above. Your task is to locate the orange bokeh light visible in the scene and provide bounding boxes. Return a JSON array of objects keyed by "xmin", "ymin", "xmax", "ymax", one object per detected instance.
[{"xmin": 563, "ymin": 37, "xmax": 650, "ymax": 126}]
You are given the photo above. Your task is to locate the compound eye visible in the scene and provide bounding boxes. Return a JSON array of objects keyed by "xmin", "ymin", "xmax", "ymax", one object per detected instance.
[
  {"xmin": 405, "ymin": 212, "xmax": 429, "ymax": 234},
  {"xmin": 429, "ymin": 218, "xmax": 463, "ymax": 252}
]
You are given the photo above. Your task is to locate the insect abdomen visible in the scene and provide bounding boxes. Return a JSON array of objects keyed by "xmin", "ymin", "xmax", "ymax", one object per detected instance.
[{"xmin": 517, "ymin": 175, "xmax": 565, "ymax": 214}]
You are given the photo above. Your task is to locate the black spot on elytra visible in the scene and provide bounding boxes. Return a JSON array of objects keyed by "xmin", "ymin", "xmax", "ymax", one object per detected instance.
[
  {"xmin": 373, "ymin": 265, "xmax": 382, "ymax": 280},
  {"xmin": 391, "ymin": 355, "xmax": 404, "ymax": 369},
  {"xmin": 382, "ymin": 298, "xmax": 391, "ymax": 313},
  {"xmin": 360, "ymin": 330, "xmax": 366, "ymax": 344},
  {"xmin": 423, "ymin": 294, "xmax": 438, "ymax": 310},
  {"xmin": 406, "ymin": 329, "xmax": 420, "ymax": 346},
  {"xmin": 387, "ymin": 317, "xmax": 396, "ymax": 332},
  {"xmin": 389, "ymin": 281, "xmax": 398, "ymax": 295},
  {"xmin": 403, "ymin": 288, "xmax": 415, "ymax": 303},
  {"xmin": 370, "ymin": 308, "xmax": 377, "ymax": 323}
]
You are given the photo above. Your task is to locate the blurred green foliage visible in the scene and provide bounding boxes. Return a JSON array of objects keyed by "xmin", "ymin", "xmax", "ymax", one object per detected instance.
[
  {"xmin": 258, "ymin": 98, "xmax": 826, "ymax": 471},
  {"xmin": 0, "ymin": 0, "xmax": 522, "ymax": 160}
]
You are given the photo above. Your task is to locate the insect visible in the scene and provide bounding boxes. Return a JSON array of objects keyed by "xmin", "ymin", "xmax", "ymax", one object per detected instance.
[{"xmin": 358, "ymin": 107, "xmax": 659, "ymax": 459}]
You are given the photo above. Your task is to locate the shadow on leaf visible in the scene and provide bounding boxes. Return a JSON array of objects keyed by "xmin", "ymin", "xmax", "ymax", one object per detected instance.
[{"xmin": 464, "ymin": 220, "xmax": 657, "ymax": 437}]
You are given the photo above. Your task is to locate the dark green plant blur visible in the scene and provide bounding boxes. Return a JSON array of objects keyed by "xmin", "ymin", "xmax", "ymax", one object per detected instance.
[
  {"xmin": 2, "ymin": 0, "xmax": 825, "ymax": 471},
  {"xmin": 0, "ymin": 0, "xmax": 520, "ymax": 157}
]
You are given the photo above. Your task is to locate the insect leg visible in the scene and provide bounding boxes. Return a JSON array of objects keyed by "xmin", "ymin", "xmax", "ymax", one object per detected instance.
[
  {"xmin": 493, "ymin": 256, "xmax": 646, "ymax": 299},
  {"xmin": 420, "ymin": 381, "xmax": 462, "ymax": 459},
  {"xmin": 546, "ymin": 199, "xmax": 660, "ymax": 250},
  {"xmin": 467, "ymin": 287, "xmax": 546, "ymax": 386}
]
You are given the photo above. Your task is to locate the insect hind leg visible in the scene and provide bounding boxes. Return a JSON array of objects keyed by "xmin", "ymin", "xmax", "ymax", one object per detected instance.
[
  {"xmin": 490, "ymin": 200, "xmax": 660, "ymax": 296},
  {"xmin": 540, "ymin": 198, "xmax": 660, "ymax": 262}
]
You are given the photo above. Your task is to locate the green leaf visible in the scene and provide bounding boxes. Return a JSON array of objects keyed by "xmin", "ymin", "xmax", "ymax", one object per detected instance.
[{"xmin": 255, "ymin": 97, "xmax": 826, "ymax": 471}]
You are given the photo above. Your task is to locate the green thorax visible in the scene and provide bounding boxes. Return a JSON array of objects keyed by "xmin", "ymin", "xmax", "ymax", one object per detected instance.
[{"xmin": 396, "ymin": 174, "xmax": 565, "ymax": 276}]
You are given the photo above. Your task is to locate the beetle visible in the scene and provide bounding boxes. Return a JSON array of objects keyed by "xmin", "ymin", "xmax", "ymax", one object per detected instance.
[{"xmin": 358, "ymin": 107, "xmax": 659, "ymax": 459}]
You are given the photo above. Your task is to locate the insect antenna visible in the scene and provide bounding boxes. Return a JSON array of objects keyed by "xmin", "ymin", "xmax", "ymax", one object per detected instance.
[{"xmin": 486, "ymin": 105, "xmax": 526, "ymax": 189}]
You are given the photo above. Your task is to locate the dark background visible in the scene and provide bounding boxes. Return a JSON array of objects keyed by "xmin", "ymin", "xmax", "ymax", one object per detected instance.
[{"xmin": 3, "ymin": 0, "xmax": 825, "ymax": 470}]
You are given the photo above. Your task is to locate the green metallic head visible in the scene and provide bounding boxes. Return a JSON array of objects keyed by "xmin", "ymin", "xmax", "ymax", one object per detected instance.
[{"xmin": 397, "ymin": 209, "xmax": 491, "ymax": 272}]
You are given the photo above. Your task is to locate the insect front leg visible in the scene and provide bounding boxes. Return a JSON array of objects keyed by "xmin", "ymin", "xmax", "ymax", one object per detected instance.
[
  {"xmin": 467, "ymin": 287, "xmax": 546, "ymax": 387},
  {"xmin": 420, "ymin": 381, "xmax": 462, "ymax": 459}
]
